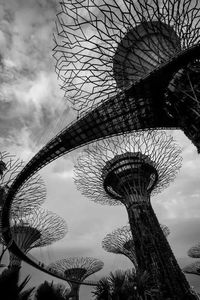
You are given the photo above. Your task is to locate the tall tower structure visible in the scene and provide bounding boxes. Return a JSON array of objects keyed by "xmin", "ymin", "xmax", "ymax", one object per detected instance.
[
  {"xmin": 102, "ymin": 224, "xmax": 170, "ymax": 268},
  {"xmin": 48, "ymin": 257, "xmax": 104, "ymax": 300},
  {"xmin": 54, "ymin": 0, "xmax": 200, "ymax": 152},
  {"xmin": 0, "ymin": 208, "xmax": 67, "ymax": 269},
  {"xmin": 74, "ymin": 131, "xmax": 196, "ymax": 299}
]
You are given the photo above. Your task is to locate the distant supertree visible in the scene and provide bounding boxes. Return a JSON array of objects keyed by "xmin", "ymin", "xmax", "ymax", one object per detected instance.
[
  {"xmin": 0, "ymin": 208, "xmax": 67, "ymax": 269},
  {"xmin": 0, "ymin": 151, "xmax": 46, "ymax": 216},
  {"xmin": 183, "ymin": 261, "xmax": 200, "ymax": 276},
  {"xmin": 102, "ymin": 223, "xmax": 170, "ymax": 267},
  {"xmin": 74, "ymin": 131, "xmax": 195, "ymax": 299},
  {"xmin": 102, "ymin": 225, "xmax": 136, "ymax": 267},
  {"xmin": 48, "ymin": 257, "xmax": 104, "ymax": 300},
  {"xmin": 188, "ymin": 244, "xmax": 200, "ymax": 259},
  {"xmin": 54, "ymin": 0, "xmax": 200, "ymax": 151}
]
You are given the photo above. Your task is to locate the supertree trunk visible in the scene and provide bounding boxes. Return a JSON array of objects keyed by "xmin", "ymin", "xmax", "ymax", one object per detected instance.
[
  {"xmin": 68, "ymin": 283, "xmax": 80, "ymax": 300},
  {"xmin": 126, "ymin": 195, "xmax": 196, "ymax": 300}
]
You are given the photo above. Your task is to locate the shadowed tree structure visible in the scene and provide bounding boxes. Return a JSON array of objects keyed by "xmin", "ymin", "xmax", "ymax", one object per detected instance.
[
  {"xmin": 0, "ymin": 151, "xmax": 46, "ymax": 216},
  {"xmin": 54, "ymin": 0, "xmax": 200, "ymax": 152},
  {"xmin": 183, "ymin": 261, "xmax": 200, "ymax": 277},
  {"xmin": 0, "ymin": 208, "xmax": 67, "ymax": 269},
  {"xmin": 48, "ymin": 257, "xmax": 104, "ymax": 300},
  {"xmin": 74, "ymin": 131, "xmax": 196, "ymax": 299},
  {"xmin": 102, "ymin": 223, "xmax": 170, "ymax": 268}
]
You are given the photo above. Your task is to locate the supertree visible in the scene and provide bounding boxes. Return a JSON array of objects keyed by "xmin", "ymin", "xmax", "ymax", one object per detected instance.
[
  {"xmin": 182, "ymin": 244, "xmax": 200, "ymax": 277},
  {"xmin": 188, "ymin": 244, "xmax": 200, "ymax": 259},
  {"xmin": 0, "ymin": 151, "xmax": 46, "ymax": 216},
  {"xmin": 0, "ymin": 151, "xmax": 46, "ymax": 263},
  {"xmin": 183, "ymin": 261, "xmax": 200, "ymax": 276},
  {"xmin": 54, "ymin": 0, "xmax": 200, "ymax": 152},
  {"xmin": 74, "ymin": 130, "xmax": 196, "ymax": 299},
  {"xmin": 0, "ymin": 207, "xmax": 67, "ymax": 269},
  {"xmin": 102, "ymin": 223, "xmax": 170, "ymax": 268},
  {"xmin": 48, "ymin": 257, "xmax": 104, "ymax": 300}
]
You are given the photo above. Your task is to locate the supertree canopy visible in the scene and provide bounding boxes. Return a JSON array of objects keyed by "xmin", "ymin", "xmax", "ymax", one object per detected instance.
[
  {"xmin": 188, "ymin": 243, "xmax": 200, "ymax": 258},
  {"xmin": 54, "ymin": 0, "xmax": 200, "ymax": 152},
  {"xmin": 0, "ymin": 208, "xmax": 67, "ymax": 268},
  {"xmin": 102, "ymin": 225, "xmax": 136, "ymax": 266},
  {"xmin": 48, "ymin": 257, "xmax": 104, "ymax": 300},
  {"xmin": 183, "ymin": 261, "xmax": 200, "ymax": 276},
  {"xmin": 74, "ymin": 130, "xmax": 182, "ymax": 204},
  {"xmin": 74, "ymin": 130, "xmax": 196, "ymax": 299},
  {"xmin": 0, "ymin": 151, "xmax": 46, "ymax": 216},
  {"xmin": 102, "ymin": 223, "xmax": 170, "ymax": 267}
]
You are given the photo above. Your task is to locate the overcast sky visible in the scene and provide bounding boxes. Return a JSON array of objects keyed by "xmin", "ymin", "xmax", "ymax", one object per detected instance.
[{"xmin": 0, "ymin": 0, "xmax": 200, "ymax": 299}]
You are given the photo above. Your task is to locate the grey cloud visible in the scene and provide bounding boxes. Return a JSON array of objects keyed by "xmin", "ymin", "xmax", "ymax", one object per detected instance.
[{"xmin": 0, "ymin": 0, "xmax": 72, "ymax": 149}]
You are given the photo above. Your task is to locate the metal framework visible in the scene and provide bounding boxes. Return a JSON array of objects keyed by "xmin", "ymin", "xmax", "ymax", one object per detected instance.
[
  {"xmin": 102, "ymin": 223, "xmax": 170, "ymax": 267},
  {"xmin": 183, "ymin": 261, "xmax": 200, "ymax": 276},
  {"xmin": 0, "ymin": 208, "xmax": 67, "ymax": 268},
  {"xmin": 48, "ymin": 257, "xmax": 104, "ymax": 300},
  {"xmin": 0, "ymin": 151, "xmax": 46, "ymax": 216},
  {"xmin": 74, "ymin": 131, "xmax": 196, "ymax": 299},
  {"xmin": 74, "ymin": 131, "xmax": 182, "ymax": 204},
  {"xmin": 102, "ymin": 225, "xmax": 136, "ymax": 266},
  {"xmin": 1, "ymin": 0, "xmax": 200, "ymax": 287},
  {"xmin": 188, "ymin": 244, "xmax": 200, "ymax": 258},
  {"xmin": 54, "ymin": 0, "xmax": 200, "ymax": 112},
  {"xmin": 54, "ymin": 0, "xmax": 200, "ymax": 152}
]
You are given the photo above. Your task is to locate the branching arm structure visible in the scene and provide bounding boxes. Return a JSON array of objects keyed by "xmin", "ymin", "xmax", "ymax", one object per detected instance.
[
  {"xmin": 55, "ymin": 0, "xmax": 200, "ymax": 152},
  {"xmin": 49, "ymin": 257, "xmax": 104, "ymax": 300},
  {"xmin": 0, "ymin": 151, "xmax": 46, "ymax": 216}
]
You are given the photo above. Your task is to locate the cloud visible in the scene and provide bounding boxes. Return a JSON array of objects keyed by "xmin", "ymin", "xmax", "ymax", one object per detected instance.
[{"xmin": 0, "ymin": 0, "xmax": 74, "ymax": 154}]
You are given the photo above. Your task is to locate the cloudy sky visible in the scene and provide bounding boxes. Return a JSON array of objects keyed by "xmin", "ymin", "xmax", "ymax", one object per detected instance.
[{"xmin": 0, "ymin": 0, "xmax": 200, "ymax": 299}]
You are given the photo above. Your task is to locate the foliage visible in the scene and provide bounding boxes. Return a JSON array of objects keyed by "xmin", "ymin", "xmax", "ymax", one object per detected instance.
[
  {"xmin": 0, "ymin": 267, "xmax": 34, "ymax": 300},
  {"xmin": 92, "ymin": 269, "xmax": 153, "ymax": 300},
  {"xmin": 34, "ymin": 281, "xmax": 70, "ymax": 300}
]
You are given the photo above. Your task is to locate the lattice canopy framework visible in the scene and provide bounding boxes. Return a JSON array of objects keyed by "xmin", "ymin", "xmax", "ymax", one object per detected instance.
[
  {"xmin": 188, "ymin": 244, "xmax": 200, "ymax": 258},
  {"xmin": 54, "ymin": 0, "xmax": 200, "ymax": 152},
  {"xmin": 74, "ymin": 130, "xmax": 182, "ymax": 205},
  {"xmin": 0, "ymin": 208, "xmax": 67, "ymax": 268},
  {"xmin": 49, "ymin": 257, "xmax": 103, "ymax": 299},
  {"xmin": 0, "ymin": 151, "xmax": 46, "ymax": 216},
  {"xmin": 102, "ymin": 225, "xmax": 136, "ymax": 265},
  {"xmin": 183, "ymin": 261, "xmax": 200, "ymax": 276},
  {"xmin": 74, "ymin": 130, "xmax": 197, "ymax": 299},
  {"xmin": 102, "ymin": 223, "xmax": 170, "ymax": 267}
]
